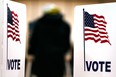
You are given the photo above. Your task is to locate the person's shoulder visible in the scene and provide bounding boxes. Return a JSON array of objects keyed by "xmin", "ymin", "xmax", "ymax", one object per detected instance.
[
  {"xmin": 31, "ymin": 17, "xmax": 44, "ymax": 27},
  {"xmin": 61, "ymin": 20, "xmax": 70, "ymax": 29}
]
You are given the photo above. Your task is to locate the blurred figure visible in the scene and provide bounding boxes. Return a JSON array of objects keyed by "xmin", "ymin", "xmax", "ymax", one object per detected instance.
[
  {"xmin": 65, "ymin": 43, "xmax": 73, "ymax": 77},
  {"xmin": 27, "ymin": 4, "xmax": 71, "ymax": 77},
  {"xmin": 70, "ymin": 44, "xmax": 73, "ymax": 76}
]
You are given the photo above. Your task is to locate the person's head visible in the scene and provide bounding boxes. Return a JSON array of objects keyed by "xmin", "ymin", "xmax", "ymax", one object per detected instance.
[{"xmin": 42, "ymin": 4, "xmax": 60, "ymax": 15}]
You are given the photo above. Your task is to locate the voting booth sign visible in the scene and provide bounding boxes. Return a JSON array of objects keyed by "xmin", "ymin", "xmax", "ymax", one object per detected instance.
[
  {"xmin": 0, "ymin": 0, "xmax": 26, "ymax": 77},
  {"xmin": 74, "ymin": 3, "xmax": 116, "ymax": 77}
]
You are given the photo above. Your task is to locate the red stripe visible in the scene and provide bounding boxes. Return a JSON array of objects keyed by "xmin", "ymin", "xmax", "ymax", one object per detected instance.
[
  {"xmin": 98, "ymin": 27, "xmax": 106, "ymax": 31},
  {"xmin": 85, "ymin": 33, "xmax": 100, "ymax": 37},
  {"xmin": 93, "ymin": 14, "xmax": 105, "ymax": 19},
  {"xmin": 12, "ymin": 11, "xmax": 18, "ymax": 17},
  {"xmin": 94, "ymin": 19, "xmax": 107, "ymax": 24},
  {"xmin": 15, "ymin": 38, "xmax": 21, "ymax": 43},
  {"xmin": 99, "ymin": 31, "xmax": 107, "ymax": 34},
  {"xmin": 8, "ymin": 25, "xmax": 15, "ymax": 30},
  {"xmin": 101, "ymin": 40, "xmax": 111, "ymax": 45},
  {"xmin": 85, "ymin": 37, "xmax": 101, "ymax": 43},
  {"xmin": 8, "ymin": 34, "xmax": 16, "ymax": 40},
  {"xmin": 15, "ymin": 25, "xmax": 18, "ymax": 29},
  {"xmin": 8, "ymin": 25, "xmax": 19, "ymax": 30},
  {"xmin": 15, "ymin": 29, "xmax": 19, "ymax": 33},
  {"xmin": 100, "ymin": 36, "xmax": 108, "ymax": 38}
]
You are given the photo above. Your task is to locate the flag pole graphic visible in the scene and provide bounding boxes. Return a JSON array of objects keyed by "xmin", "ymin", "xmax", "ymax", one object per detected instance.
[{"xmin": 83, "ymin": 9, "xmax": 86, "ymax": 71}]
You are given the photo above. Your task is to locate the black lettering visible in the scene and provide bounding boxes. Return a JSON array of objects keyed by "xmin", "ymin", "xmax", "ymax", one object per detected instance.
[
  {"xmin": 7, "ymin": 59, "xmax": 11, "ymax": 70},
  {"xmin": 11, "ymin": 59, "xmax": 14, "ymax": 70},
  {"xmin": 86, "ymin": 61, "xmax": 92, "ymax": 71},
  {"xmin": 14, "ymin": 59, "xmax": 17, "ymax": 70},
  {"xmin": 99, "ymin": 61, "xmax": 105, "ymax": 72},
  {"xmin": 17, "ymin": 59, "xmax": 20, "ymax": 70},
  {"xmin": 92, "ymin": 61, "xmax": 98, "ymax": 72},
  {"xmin": 105, "ymin": 61, "xmax": 111, "ymax": 72},
  {"xmin": 7, "ymin": 59, "xmax": 21, "ymax": 70}
]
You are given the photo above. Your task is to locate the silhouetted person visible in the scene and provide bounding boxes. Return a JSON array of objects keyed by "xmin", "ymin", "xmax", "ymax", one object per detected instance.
[{"xmin": 28, "ymin": 4, "xmax": 70, "ymax": 77}]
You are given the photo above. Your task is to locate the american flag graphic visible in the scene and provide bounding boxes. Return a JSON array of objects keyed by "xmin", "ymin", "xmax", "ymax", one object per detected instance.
[
  {"xmin": 84, "ymin": 10, "xmax": 111, "ymax": 45},
  {"xmin": 7, "ymin": 6, "xmax": 21, "ymax": 43}
]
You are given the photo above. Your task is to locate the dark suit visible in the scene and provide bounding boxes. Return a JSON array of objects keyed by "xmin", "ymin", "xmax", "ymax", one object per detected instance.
[{"xmin": 28, "ymin": 13, "xmax": 70, "ymax": 77}]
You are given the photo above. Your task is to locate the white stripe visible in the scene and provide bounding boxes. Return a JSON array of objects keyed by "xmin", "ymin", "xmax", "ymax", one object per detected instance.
[
  {"xmin": 12, "ymin": 18, "xmax": 19, "ymax": 23},
  {"xmin": 94, "ymin": 21, "xmax": 106, "ymax": 25},
  {"xmin": 94, "ymin": 24, "xmax": 106, "ymax": 28},
  {"xmin": 85, "ymin": 35, "xmax": 100, "ymax": 40},
  {"xmin": 12, "ymin": 14, "xmax": 18, "ymax": 19},
  {"xmin": 85, "ymin": 30, "xmax": 99, "ymax": 34},
  {"xmin": 13, "ymin": 22, "xmax": 19, "ymax": 26},
  {"xmin": 93, "ymin": 17, "xmax": 105, "ymax": 21},
  {"xmin": 100, "ymin": 38, "xmax": 109, "ymax": 41},
  {"xmin": 85, "ymin": 27, "xmax": 98, "ymax": 30}
]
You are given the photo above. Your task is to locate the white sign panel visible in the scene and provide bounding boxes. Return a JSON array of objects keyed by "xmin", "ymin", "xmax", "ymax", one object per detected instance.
[
  {"xmin": 0, "ymin": 1, "xmax": 26, "ymax": 77},
  {"xmin": 74, "ymin": 3, "xmax": 116, "ymax": 77}
]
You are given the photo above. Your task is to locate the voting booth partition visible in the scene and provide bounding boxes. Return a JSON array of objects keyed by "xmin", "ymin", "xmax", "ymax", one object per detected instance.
[
  {"xmin": 74, "ymin": 2, "xmax": 116, "ymax": 77},
  {"xmin": 0, "ymin": 0, "xmax": 26, "ymax": 77}
]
